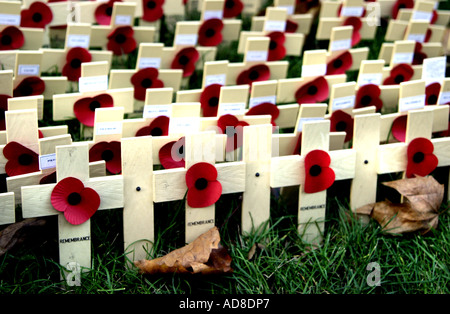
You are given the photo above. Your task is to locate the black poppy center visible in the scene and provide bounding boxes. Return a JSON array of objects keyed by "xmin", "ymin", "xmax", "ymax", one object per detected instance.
[
  {"xmin": 333, "ymin": 59, "xmax": 343, "ymax": 69},
  {"xmin": 151, "ymin": 127, "xmax": 163, "ymax": 136},
  {"xmin": 205, "ymin": 29, "xmax": 215, "ymax": 38},
  {"xmin": 1, "ymin": 35, "xmax": 12, "ymax": 46},
  {"xmin": 19, "ymin": 84, "xmax": 33, "ymax": 96},
  {"xmin": 269, "ymin": 40, "xmax": 277, "ymax": 50},
  {"xmin": 309, "ymin": 165, "xmax": 322, "ymax": 177},
  {"xmin": 307, "ymin": 85, "xmax": 318, "ymax": 95},
  {"xmin": 248, "ymin": 70, "xmax": 259, "ymax": 81},
  {"xmin": 89, "ymin": 100, "xmax": 101, "ymax": 112},
  {"xmin": 336, "ymin": 121, "xmax": 347, "ymax": 131},
  {"xmin": 18, "ymin": 153, "xmax": 33, "ymax": 166},
  {"xmin": 208, "ymin": 96, "xmax": 219, "ymax": 107},
  {"xmin": 413, "ymin": 151, "xmax": 425, "ymax": 163},
  {"xmin": 115, "ymin": 34, "xmax": 127, "ymax": 44},
  {"xmin": 225, "ymin": 0, "xmax": 235, "ymax": 9},
  {"xmin": 70, "ymin": 58, "xmax": 82, "ymax": 69},
  {"xmin": 105, "ymin": 7, "xmax": 113, "ymax": 16},
  {"xmin": 101, "ymin": 149, "xmax": 114, "ymax": 162},
  {"xmin": 178, "ymin": 145, "xmax": 184, "ymax": 157},
  {"xmin": 141, "ymin": 78, "xmax": 153, "ymax": 88},
  {"xmin": 394, "ymin": 74, "xmax": 404, "ymax": 84},
  {"xmin": 32, "ymin": 13, "xmax": 42, "ymax": 23},
  {"xmin": 146, "ymin": 0, "xmax": 156, "ymax": 9},
  {"xmin": 178, "ymin": 55, "xmax": 190, "ymax": 66},
  {"xmin": 67, "ymin": 192, "xmax": 82, "ymax": 206},
  {"xmin": 361, "ymin": 95, "xmax": 372, "ymax": 106},
  {"xmin": 195, "ymin": 178, "xmax": 208, "ymax": 190},
  {"xmin": 427, "ymin": 94, "xmax": 437, "ymax": 105},
  {"xmin": 0, "ymin": 108, "xmax": 5, "ymax": 121},
  {"xmin": 398, "ymin": 4, "xmax": 406, "ymax": 9}
]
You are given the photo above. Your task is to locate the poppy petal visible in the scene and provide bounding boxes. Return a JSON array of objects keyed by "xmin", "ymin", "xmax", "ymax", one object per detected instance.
[
  {"xmin": 326, "ymin": 51, "xmax": 353, "ymax": 75},
  {"xmin": 3, "ymin": 141, "xmax": 39, "ymax": 177},
  {"xmin": 159, "ymin": 137, "xmax": 185, "ymax": 169},
  {"xmin": 246, "ymin": 102, "xmax": 280, "ymax": 126},
  {"xmin": 89, "ymin": 141, "xmax": 122, "ymax": 174},
  {"xmin": 391, "ymin": 115, "xmax": 407, "ymax": 142},
  {"xmin": 185, "ymin": 162, "xmax": 218, "ymax": 188},
  {"xmin": 73, "ymin": 94, "xmax": 114, "ymax": 127},
  {"xmin": 136, "ymin": 116, "xmax": 170, "ymax": 136},
  {"xmin": 406, "ymin": 137, "xmax": 438, "ymax": 178},
  {"xmin": 295, "ymin": 76, "xmax": 329, "ymax": 104},
  {"xmin": 425, "ymin": 82, "xmax": 441, "ymax": 106},
  {"xmin": 142, "ymin": 0, "xmax": 165, "ymax": 22},
  {"xmin": 187, "ymin": 180, "xmax": 222, "ymax": 208},
  {"xmin": 0, "ymin": 26, "xmax": 25, "ymax": 50},
  {"xmin": 13, "ymin": 77, "xmax": 45, "ymax": 97},
  {"xmin": 200, "ymin": 84, "xmax": 222, "ymax": 117},
  {"xmin": 223, "ymin": 0, "xmax": 244, "ymax": 18},
  {"xmin": 304, "ymin": 149, "xmax": 335, "ymax": 194},
  {"xmin": 171, "ymin": 47, "xmax": 200, "ymax": 77},
  {"xmin": 236, "ymin": 64, "xmax": 271, "ymax": 86},
  {"xmin": 330, "ymin": 110, "xmax": 354, "ymax": 142},
  {"xmin": 198, "ymin": 18, "xmax": 224, "ymax": 47}
]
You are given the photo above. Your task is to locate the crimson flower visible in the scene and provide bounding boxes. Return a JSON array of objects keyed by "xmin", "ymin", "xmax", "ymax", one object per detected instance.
[
  {"xmin": 142, "ymin": 0, "xmax": 164, "ymax": 22},
  {"xmin": 62, "ymin": 47, "xmax": 92, "ymax": 82},
  {"xmin": 217, "ymin": 114, "xmax": 249, "ymax": 152},
  {"xmin": 266, "ymin": 31, "xmax": 286, "ymax": 61},
  {"xmin": 392, "ymin": 114, "xmax": 407, "ymax": 142},
  {"xmin": 0, "ymin": 94, "xmax": 11, "ymax": 131},
  {"xmin": 425, "ymin": 82, "xmax": 441, "ymax": 106},
  {"xmin": 185, "ymin": 162, "xmax": 222, "ymax": 208},
  {"xmin": 330, "ymin": 110, "xmax": 354, "ymax": 142},
  {"xmin": 51, "ymin": 177, "xmax": 101, "ymax": 225},
  {"xmin": 295, "ymin": 76, "xmax": 329, "ymax": 104},
  {"xmin": 392, "ymin": 0, "xmax": 414, "ymax": 19},
  {"xmin": 130, "ymin": 67, "xmax": 164, "ymax": 101},
  {"xmin": 413, "ymin": 42, "xmax": 427, "ymax": 65},
  {"xmin": 0, "ymin": 26, "xmax": 24, "ymax": 50},
  {"xmin": 135, "ymin": 116, "xmax": 169, "ymax": 136},
  {"xmin": 223, "ymin": 0, "xmax": 243, "ymax": 18},
  {"xmin": 198, "ymin": 18, "xmax": 224, "ymax": 47},
  {"xmin": 355, "ymin": 84, "xmax": 383, "ymax": 112},
  {"xmin": 89, "ymin": 141, "xmax": 122, "ymax": 174},
  {"xmin": 20, "ymin": 2, "xmax": 53, "ymax": 29},
  {"xmin": 342, "ymin": 17, "xmax": 362, "ymax": 46},
  {"xmin": 304, "ymin": 149, "xmax": 335, "ymax": 194},
  {"xmin": 171, "ymin": 47, "xmax": 200, "ymax": 78},
  {"xmin": 73, "ymin": 94, "xmax": 114, "ymax": 127},
  {"xmin": 107, "ymin": 26, "xmax": 137, "ymax": 56},
  {"xmin": 95, "ymin": 0, "xmax": 121, "ymax": 25},
  {"xmin": 200, "ymin": 84, "xmax": 222, "ymax": 117},
  {"xmin": 3, "ymin": 141, "xmax": 39, "ymax": 177},
  {"xmin": 246, "ymin": 102, "xmax": 280, "ymax": 126},
  {"xmin": 326, "ymin": 51, "xmax": 353, "ymax": 75},
  {"xmin": 383, "ymin": 63, "xmax": 414, "ymax": 85},
  {"xmin": 236, "ymin": 64, "xmax": 270, "ymax": 87},
  {"xmin": 285, "ymin": 19, "xmax": 299, "ymax": 33},
  {"xmin": 406, "ymin": 137, "xmax": 438, "ymax": 178},
  {"xmin": 158, "ymin": 137, "xmax": 185, "ymax": 169},
  {"xmin": 13, "ymin": 77, "xmax": 45, "ymax": 97}
]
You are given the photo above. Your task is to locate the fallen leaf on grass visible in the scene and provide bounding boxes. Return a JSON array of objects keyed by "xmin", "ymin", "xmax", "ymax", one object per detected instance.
[
  {"xmin": 134, "ymin": 227, "xmax": 232, "ymax": 275},
  {"xmin": 357, "ymin": 176, "xmax": 444, "ymax": 234},
  {"xmin": 0, "ymin": 218, "xmax": 47, "ymax": 257}
]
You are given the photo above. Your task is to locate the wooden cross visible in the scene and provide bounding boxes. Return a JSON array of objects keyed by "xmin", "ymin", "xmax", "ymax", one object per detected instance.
[
  {"xmin": 0, "ymin": 192, "xmax": 14, "ymax": 226},
  {"xmin": 21, "ymin": 142, "xmax": 123, "ymax": 286},
  {"xmin": 395, "ymin": 0, "xmax": 450, "ymax": 26},
  {"xmin": 270, "ymin": 119, "xmax": 356, "ymax": 244}
]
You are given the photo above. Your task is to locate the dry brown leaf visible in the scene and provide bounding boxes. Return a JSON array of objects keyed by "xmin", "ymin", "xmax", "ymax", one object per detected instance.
[
  {"xmin": 356, "ymin": 176, "xmax": 443, "ymax": 234},
  {"xmin": 134, "ymin": 227, "xmax": 232, "ymax": 275},
  {"xmin": 0, "ymin": 218, "xmax": 47, "ymax": 257}
]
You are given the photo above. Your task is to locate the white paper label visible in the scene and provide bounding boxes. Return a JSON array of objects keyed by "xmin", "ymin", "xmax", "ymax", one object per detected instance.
[
  {"xmin": 203, "ymin": 10, "xmax": 223, "ymax": 20},
  {"xmin": 330, "ymin": 39, "xmax": 352, "ymax": 52},
  {"xmin": 249, "ymin": 95, "xmax": 276, "ymax": 108},
  {"xmin": 66, "ymin": 34, "xmax": 91, "ymax": 48},
  {"xmin": 332, "ymin": 95, "xmax": 355, "ymax": 111},
  {"xmin": 246, "ymin": 50, "xmax": 268, "ymax": 62},
  {"xmin": 204, "ymin": 74, "xmax": 226, "ymax": 87},
  {"xmin": 301, "ymin": 64, "xmax": 327, "ymax": 77},
  {"xmin": 412, "ymin": 10, "xmax": 432, "ymax": 22},
  {"xmin": 175, "ymin": 34, "xmax": 198, "ymax": 46},
  {"xmin": 169, "ymin": 117, "xmax": 200, "ymax": 134},
  {"xmin": 39, "ymin": 153, "xmax": 57, "ymax": 170},
  {"xmin": 78, "ymin": 75, "xmax": 108, "ymax": 93},
  {"xmin": 0, "ymin": 14, "xmax": 21, "ymax": 26},
  {"xmin": 358, "ymin": 73, "xmax": 383, "ymax": 86},
  {"xmin": 439, "ymin": 91, "xmax": 450, "ymax": 105},
  {"xmin": 399, "ymin": 94, "xmax": 425, "ymax": 112},
  {"xmin": 143, "ymin": 104, "xmax": 172, "ymax": 118},
  {"xmin": 392, "ymin": 52, "xmax": 414, "ymax": 64},
  {"xmin": 138, "ymin": 57, "xmax": 161, "ymax": 69},
  {"xmin": 297, "ymin": 117, "xmax": 324, "ymax": 132},
  {"xmin": 115, "ymin": 15, "xmax": 132, "ymax": 25},
  {"xmin": 422, "ymin": 56, "xmax": 446, "ymax": 85},
  {"xmin": 277, "ymin": 5, "xmax": 294, "ymax": 15},
  {"xmin": 18, "ymin": 64, "xmax": 40, "ymax": 76},
  {"xmin": 340, "ymin": 6, "xmax": 365, "ymax": 17},
  {"xmin": 218, "ymin": 103, "xmax": 246, "ymax": 116},
  {"xmin": 407, "ymin": 33, "xmax": 426, "ymax": 43},
  {"xmin": 96, "ymin": 121, "xmax": 122, "ymax": 135},
  {"xmin": 264, "ymin": 20, "xmax": 286, "ymax": 32}
]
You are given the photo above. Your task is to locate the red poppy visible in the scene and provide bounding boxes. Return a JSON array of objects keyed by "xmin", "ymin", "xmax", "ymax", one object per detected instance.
[
  {"xmin": 0, "ymin": 26, "xmax": 24, "ymax": 50},
  {"xmin": 383, "ymin": 63, "xmax": 414, "ymax": 85},
  {"xmin": 89, "ymin": 141, "xmax": 122, "ymax": 174},
  {"xmin": 73, "ymin": 94, "xmax": 114, "ymax": 127},
  {"xmin": 342, "ymin": 17, "xmax": 362, "ymax": 46},
  {"xmin": 20, "ymin": 2, "xmax": 53, "ymax": 29},
  {"xmin": 246, "ymin": 102, "xmax": 280, "ymax": 126},
  {"xmin": 3, "ymin": 141, "xmax": 39, "ymax": 177},
  {"xmin": 13, "ymin": 77, "xmax": 45, "ymax": 97},
  {"xmin": 330, "ymin": 109, "xmax": 354, "ymax": 142},
  {"xmin": 200, "ymin": 83, "xmax": 222, "ymax": 117},
  {"xmin": 0, "ymin": 94, "xmax": 11, "ymax": 131},
  {"xmin": 406, "ymin": 137, "xmax": 438, "ymax": 178},
  {"xmin": 304, "ymin": 149, "xmax": 335, "ymax": 194},
  {"xmin": 107, "ymin": 26, "xmax": 137, "ymax": 56},
  {"xmin": 223, "ymin": 0, "xmax": 243, "ymax": 18},
  {"xmin": 425, "ymin": 29, "xmax": 432, "ymax": 43},
  {"xmin": 130, "ymin": 67, "xmax": 164, "ymax": 101},
  {"xmin": 135, "ymin": 115, "xmax": 169, "ymax": 136},
  {"xmin": 355, "ymin": 84, "xmax": 383, "ymax": 112},
  {"xmin": 142, "ymin": 0, "xmax": 164, "ymax": 22},
  {"xmin": 51, "ymin": 177, "xmax": 101, "ymax": 225},
  {"xmin": 236, "ymin": 64, "xmax": 271, "ymax": 87},
  {"xmin": 392, "ymin": 0, "xmax": 414, "ymax": 19},
  {"xmin": 39, "ymin": 171, "xmax": 57, "ymax": 185},
  {"xmin": 95, "ymin": 0, "xmax": 121, "ymax": 25},
  {"xmin": 266, "ymin": 31, "xmax": 286, "ymax": 61},
  {"xmin": 430, "ymin": 10, "xmax": 438, "ymax": 24},
  {"xmin": 392, "ymin": 114, "xmax": 407, "ymax": 142},
  {"xmin": 326, "ymin": 51, "xmax": 353, "ymax": 75},
  {"xmin": 62, "ymin": 47, "xmax": 92, "ymax": 82},
  {"xmin": 425, "ymin": 82, "xmax": 441, "ymax": 106},
  {"xmin": 295, "ymin": 76, "xmax": 329, "ymax": 105},
  {"xmin": 413, "ymin": 42, "xmax": 427, "ymax": 65},
  {"xmin": 171, "ymin": 47, "xmax": 199, "ymax": 78},
  {"xmin": 198, "ymin": 18, "xmax": 224, "ymax": 47},
  {"xmin": 158, "ymin": 136, "xmax": 185, "ymax": 169},
  {"xmin": 185, "ymin": 162, "xmax": 222, "ymax": 208},
  {"xmin": 285, "ymin": 19, "xmax": 299, "ymax": 33},
  {"xmin": 217, "ymin": 114, "xmax": 249, "ymax": 152}
]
